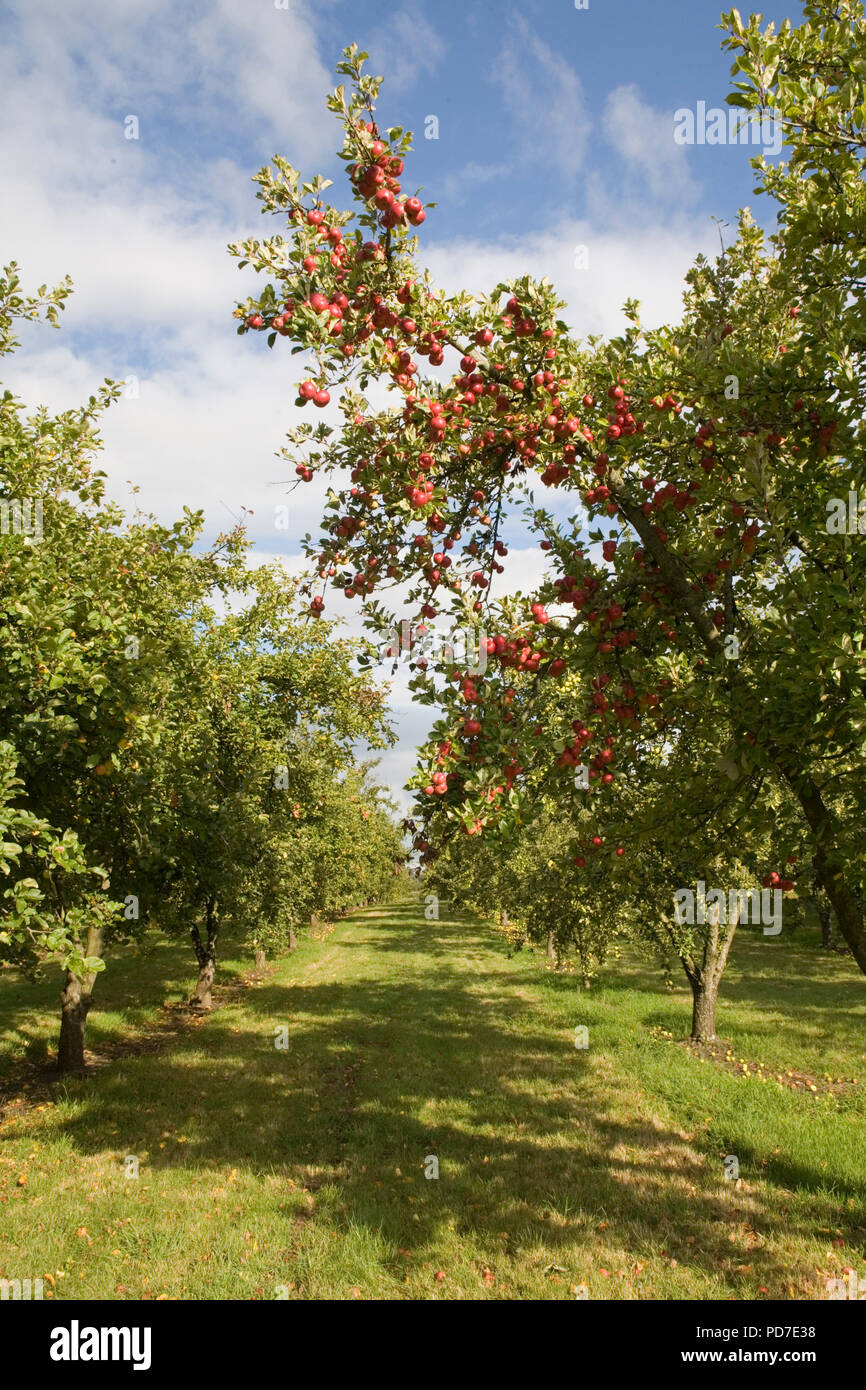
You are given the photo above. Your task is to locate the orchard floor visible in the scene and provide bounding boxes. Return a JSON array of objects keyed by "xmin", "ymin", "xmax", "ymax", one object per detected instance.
[{"xmin": 0, "ymin": 899, "xmax": 864, "ymax": 1300}]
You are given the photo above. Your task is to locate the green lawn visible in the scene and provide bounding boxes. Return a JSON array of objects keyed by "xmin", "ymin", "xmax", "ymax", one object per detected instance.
[{"xmin": 0, "ymin": 899, "xmax": 863, "ymax": 1300}]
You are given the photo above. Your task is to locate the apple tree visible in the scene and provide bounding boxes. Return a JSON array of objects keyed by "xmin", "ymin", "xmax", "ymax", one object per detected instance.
[
  {"xmin": 154, "ymin": 566, "xmax": 395, "ymax": 1008},
  {"xmin": 232, "ymin": 8, "xmax": 866, "ymax": 979}
]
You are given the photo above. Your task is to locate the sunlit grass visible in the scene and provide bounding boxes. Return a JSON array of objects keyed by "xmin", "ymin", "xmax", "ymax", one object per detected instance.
[{"xmin": 0, "ymin": 903, "xmax": 863, "ymax": 1299}]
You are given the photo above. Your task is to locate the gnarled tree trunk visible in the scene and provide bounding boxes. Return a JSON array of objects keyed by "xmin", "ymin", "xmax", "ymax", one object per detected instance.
[
  {"xmin": 57, "ymin": 925, "xmax": 104, "ymax": 1076},
  {"xmin": 190, "ymin": 897, "xmax": 218, "ymax": 1010},
  {"xmin": 254, "ymin": 948, "xmax": 266, "ymax": 970}
]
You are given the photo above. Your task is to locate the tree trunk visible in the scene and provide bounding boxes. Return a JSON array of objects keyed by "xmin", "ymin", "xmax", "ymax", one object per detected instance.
[
  {"xmin": 819, "ymin": 903, "xmax": 833, "ymax": 949},
  {"xmin": 689, "ymin": 974, "xmax": 720, "ymax": 1043},
  {"xmin": 778, "ymin": 764, "xmax": 866, "ymax": 973},
  {"xmin": 546, "ymin": 929, "xmax": 556, "ymax": 965},
  {"xmin": 190, "ymin": 954, "xmax": 215, "ymax": 1009},
  {"xmin": 289, "ymin": 927, "xmax": 297, "ymax": 952},
  {"xmin": 190, "ymin": 897, "xmax": 218, "ymax": 1010},
  {"xmin": 681, "ymin": 901, "xmax": 737, "ymax": 1044},
  {"xmin": 571, "ymin": 928, "xmax": 592, "ymax": 988},
  {"xmin": 254, "ymin": 948, "xmax": 266, "ymax": 970},
  {"xmin": 57, "ymin": 925, "xmax": 104, "ymax": 1076},
  {"xmin": 810, "ymin": 865, "xmax": 834, "ymax": 949}
]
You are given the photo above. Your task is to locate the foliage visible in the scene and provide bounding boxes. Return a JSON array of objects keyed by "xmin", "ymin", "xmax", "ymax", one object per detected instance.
[
  {"xmin": 0, "ymin": 261, "xmax": 404, "ymax": 1055},
  {"xmin": 232, "ymin": 6, "xmax": 866, "ymax": 984}
]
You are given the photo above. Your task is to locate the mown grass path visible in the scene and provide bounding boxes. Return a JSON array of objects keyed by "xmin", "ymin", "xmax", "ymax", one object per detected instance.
[{"xmin": 1, "ymin": 899, "xmax": 863, "ymax": 1299}]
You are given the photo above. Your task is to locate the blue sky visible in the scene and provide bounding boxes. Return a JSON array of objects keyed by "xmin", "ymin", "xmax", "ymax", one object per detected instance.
[{"xmin": 0, "ymin": 0, "xmax": 793, "ymax": 804}]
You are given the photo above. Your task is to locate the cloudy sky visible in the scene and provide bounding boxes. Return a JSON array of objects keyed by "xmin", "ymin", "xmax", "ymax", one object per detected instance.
[{"xmin": 0, "ymin": 0, "xmax": 789, "ymax": 808}]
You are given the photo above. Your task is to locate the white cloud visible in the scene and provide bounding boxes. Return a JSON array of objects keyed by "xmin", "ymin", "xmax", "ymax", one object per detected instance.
[
  {"xmin": 495, "ymin": 15, "xmax": 592, "ymax": 180},
  {"xmin": 366, "ymin": 2, "xmax": 447, "ymax": 94},
  {"xmin": 188, "ymin": 0, "xmax": 334, "ymax": 149},
  {"xmin": 0, "ymin": 0, "xmax": 338, "ymax": 341},
  {"xmin": 4, "ymin": 335, "xmax": 307, "ymax": 534},
  {"xmin": 0, "ymin": 0, "xmax": 334, "ymax": 166},
  {"xmin": 601, "ymin": 84, "xmax": 699, "ymax": 207},
  {"xmin": 423, "ymin": 217, "xmax": 716, "ymax": 339}
]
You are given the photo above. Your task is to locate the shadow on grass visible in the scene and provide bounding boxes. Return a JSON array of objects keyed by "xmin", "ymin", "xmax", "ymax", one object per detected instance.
[
  {"xmin": 0, "ymin": 926, "xmax": 254, "ymax": 1085},
  {"xmin": 557, "ymin": 931, "xmax": 866, "ymax": 1040},
  {"xmin": 40, "ymin": 908, "xmax": 864, "ymax": 1294}
]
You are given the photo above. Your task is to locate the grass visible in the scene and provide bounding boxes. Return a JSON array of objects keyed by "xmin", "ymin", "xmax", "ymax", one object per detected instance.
[{"xmin": 0, "ymin": 899, "xmax": 864, "ymax": 1300}]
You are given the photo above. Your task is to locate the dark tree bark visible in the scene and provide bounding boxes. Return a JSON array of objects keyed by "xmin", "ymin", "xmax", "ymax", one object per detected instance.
[
  {"xmin": 57, "ymin": 925, "xmax": 104, "ymax": 1076},
  {"xmin": 780, "ymin": 766, "xmax": 866, "ymax": 973},
  {"xmin": 190, "ymin": 897, "xmax": 218, "ymax": 1010},
  {"xmin": 818, "ymin": 901, "xmax": 833, "ymax": 949},
  {"xmin": 809, "ymin": 863, "xmax": 834, "ymax": 949}
]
